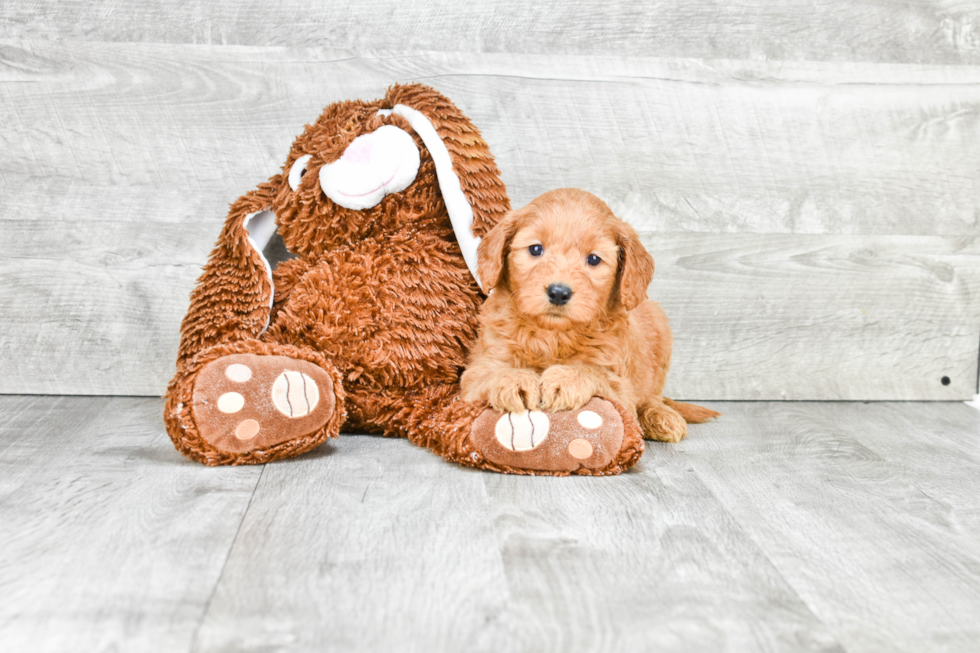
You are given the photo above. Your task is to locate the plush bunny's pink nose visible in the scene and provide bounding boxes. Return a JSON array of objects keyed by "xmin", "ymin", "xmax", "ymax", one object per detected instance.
[
  {"xmin": 341, "ymin": 137, "xmax": 374, "ymax": 165},
  {"xmin": 319, "ymin": 125, "xmax": 421, "ymax": 211}
]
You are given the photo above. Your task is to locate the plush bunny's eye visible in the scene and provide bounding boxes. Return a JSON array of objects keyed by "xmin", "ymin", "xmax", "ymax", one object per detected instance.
[{"xmin": 288, "ymin": 154, "xmax": 312, "ymax": 191}]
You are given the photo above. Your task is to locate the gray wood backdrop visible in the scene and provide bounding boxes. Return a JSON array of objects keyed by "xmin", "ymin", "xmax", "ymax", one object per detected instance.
[{"xmin": 2, "ymin": 1, "xmax": 979, "ymax": 400}]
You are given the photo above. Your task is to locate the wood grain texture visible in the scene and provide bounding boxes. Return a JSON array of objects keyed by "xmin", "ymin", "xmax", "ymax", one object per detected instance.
[
  {"xmin": 4, "ymin": 44, "xmax": 980, "ymax": 236},
  {"xmin": 194, "ymin": 429, "xmax": 843, "ymax": 653},
  {"xmin": 192, "ymin": 435, "xmax": 511, "ymax": 653},
  {"xmin": 0, "ymin": 395, "xmax": 262, "ymax": 653},
  {"xmin": 477, "ymin": 467, "xmax": 842, "ymax": 652},
  {"xmin": 2, "ymin": 225, "xmax": 975, "ymax": 399},
  {"xmin": 0, "ymin": 219, "xmax": 209, "ymax": 396},
  {"xmin": 680, "ymin": 401, "xmax": 980, "ymax": 652},
  {"xmin": 3, "ymin": 397, "xmax": 980, "ymax": 652},
  {"xmin": 2, "ymin": 42, "xmax": 980, "ymax": 398},
  {"xmin": 650, "ymin": 234, "xmax": 980, "ymax": 401},
  {"xmin": 2, "ymin": 1, "xmax": 980, "ymax": 64}
]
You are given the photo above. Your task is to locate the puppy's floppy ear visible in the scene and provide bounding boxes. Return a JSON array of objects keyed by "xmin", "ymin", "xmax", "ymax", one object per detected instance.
[
  {"xmin": 477, "ymin": 206, "xmax": 529, "ymax": 291},
  {"xmin": 615, "ymin": 220, "xmax": 655, "ymax": 311}
]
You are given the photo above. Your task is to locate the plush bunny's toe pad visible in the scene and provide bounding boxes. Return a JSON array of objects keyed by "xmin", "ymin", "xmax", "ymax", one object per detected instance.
[
  {"xmin": 470, "ymin": 397, "xmax": 641, "ymax": 475},
  {"xmin": 191, "ymin": 354, "xmax": 336, "ymax": 455}
]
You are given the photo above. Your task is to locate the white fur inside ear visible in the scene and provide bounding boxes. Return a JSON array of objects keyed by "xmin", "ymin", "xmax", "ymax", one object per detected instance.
[
  {"xmin": 243, "ymin": 210, "xmax": 277, "ymax": 334},
  {"xmin": 380, "ymin": 104, "xmax": 483, "ymax": 290},
  {"xmin": 319, "ymin": 125, "xmax": 420, "ymax": 211},
  {"xmin": 244, "ymin": 209, "xmax": 277, "ymax": 252}
]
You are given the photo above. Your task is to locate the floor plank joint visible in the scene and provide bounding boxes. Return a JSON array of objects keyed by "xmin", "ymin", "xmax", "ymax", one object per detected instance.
[{"xmin": 190, "ymin": 465, "xmax": 266, "ymax": 653}]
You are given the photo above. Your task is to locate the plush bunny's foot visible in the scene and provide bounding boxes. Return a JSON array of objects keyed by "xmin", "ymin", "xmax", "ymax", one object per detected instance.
[
  {"xmin": 469, "ymin": 397, "xmax": 644, "ymax": 476},
  {"xmin": 166, "ymin": 341, "xmax": 345, "ymax": 465},
  {"xmin": 191, "ymin": 353, "xmax": 338, "ymax": 455}
]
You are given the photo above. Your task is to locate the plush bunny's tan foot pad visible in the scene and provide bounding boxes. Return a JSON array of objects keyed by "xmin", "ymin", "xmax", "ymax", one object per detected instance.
[
  {"xmin": 191, "ymin": 354, "xmax": 336, "ymax": 455},
  {"xmin": 470, "ymin": 398, "xmax": 625, "ymax": 473}
]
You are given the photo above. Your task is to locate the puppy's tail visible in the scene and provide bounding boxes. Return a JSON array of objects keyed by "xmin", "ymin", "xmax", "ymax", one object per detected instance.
[{"xmin": 664, "ymin": 398, "xmax": 721, "ymax": 424}]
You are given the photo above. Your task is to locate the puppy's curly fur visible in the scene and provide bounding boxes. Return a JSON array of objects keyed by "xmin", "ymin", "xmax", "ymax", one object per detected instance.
[{"xmin": 461, "ymin": 188, "xmax": 718, "ymax": 442}]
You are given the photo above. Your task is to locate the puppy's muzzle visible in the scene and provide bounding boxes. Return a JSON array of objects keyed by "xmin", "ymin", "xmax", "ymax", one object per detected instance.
[{"xmin": 547, "ymin": 283, "xmax": 573, "ymax": 306}]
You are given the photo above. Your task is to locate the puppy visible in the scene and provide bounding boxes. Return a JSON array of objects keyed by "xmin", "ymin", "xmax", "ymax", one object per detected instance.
[{"xmin": 461, "ymin": 188, "xmax": 718, "ymax": 442}]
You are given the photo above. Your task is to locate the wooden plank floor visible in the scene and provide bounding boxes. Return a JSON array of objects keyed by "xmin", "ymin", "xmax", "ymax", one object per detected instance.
[{"xmin": 1, "ymin": 396, "xmax": 979, "ymax": 653}]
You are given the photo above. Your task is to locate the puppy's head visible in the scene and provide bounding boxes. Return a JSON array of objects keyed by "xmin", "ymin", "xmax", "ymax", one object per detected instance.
[{"xmin": 478, "ymin": 188, "xmax": 654, "ymax": 327}]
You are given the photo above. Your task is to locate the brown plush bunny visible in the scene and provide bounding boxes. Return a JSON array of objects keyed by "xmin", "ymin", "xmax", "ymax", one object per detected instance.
[{"xmin": 164, "ymin": 83, "xmax": 644, "ymax": 475}]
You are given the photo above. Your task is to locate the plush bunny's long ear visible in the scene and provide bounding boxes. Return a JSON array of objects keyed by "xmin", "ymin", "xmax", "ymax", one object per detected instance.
[
  {"xmin": 175, "ymin": 181, "xmax": 280, "ymax": 369},
  {"xmin": 381, "ymin": 85, "xmax": 511, "ymax": 291}
]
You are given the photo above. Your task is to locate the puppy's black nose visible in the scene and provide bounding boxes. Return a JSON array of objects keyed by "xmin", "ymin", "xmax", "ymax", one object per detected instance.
[{"xmin": 547, "ymin": 283, "xmax": 573, "ymax": 306}]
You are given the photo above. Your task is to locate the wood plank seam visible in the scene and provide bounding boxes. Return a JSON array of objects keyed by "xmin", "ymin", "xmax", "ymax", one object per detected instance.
[
  {"xmin": 189, "ymin": 465, "xmax": 267, "ymax": 653},
  {"xmin": 675, "ymin": 465, "xmax": 836, "ymax": 636}
]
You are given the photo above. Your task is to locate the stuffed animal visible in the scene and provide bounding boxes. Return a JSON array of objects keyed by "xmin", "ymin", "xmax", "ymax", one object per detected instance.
[{"xmin": 164, "ymin": 84, "xmax": 644, "ymax": 475}]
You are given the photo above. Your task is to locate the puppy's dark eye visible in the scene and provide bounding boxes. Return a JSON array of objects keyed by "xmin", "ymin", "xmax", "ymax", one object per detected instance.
[
  {"xmin": 529, "ymin": 244, "xmax": 543, "ymax": 257},
  {"xmin": 587, "ymin": 254, "xmax": 602, "ymax": 266}
]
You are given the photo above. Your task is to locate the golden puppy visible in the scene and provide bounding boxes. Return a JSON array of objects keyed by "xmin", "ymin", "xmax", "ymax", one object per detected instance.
[{"xmin": 461, "ymin": 188, "xmax": 718, "ymax": 442}]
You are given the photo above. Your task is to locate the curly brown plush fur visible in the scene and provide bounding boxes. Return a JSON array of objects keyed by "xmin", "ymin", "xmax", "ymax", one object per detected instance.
[{"xmin": 165, "ymin": 84, "xmax": 512, "ymax": 465}]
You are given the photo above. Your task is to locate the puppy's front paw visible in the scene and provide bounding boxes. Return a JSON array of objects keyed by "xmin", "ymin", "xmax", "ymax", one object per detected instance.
[
  {"xmin": 488, "ymin": 368, "xmax": 541, "ymax": 413},
  {"xmin": 539, "ymin": 365, "xmax": 600, "ymax": 412}
]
